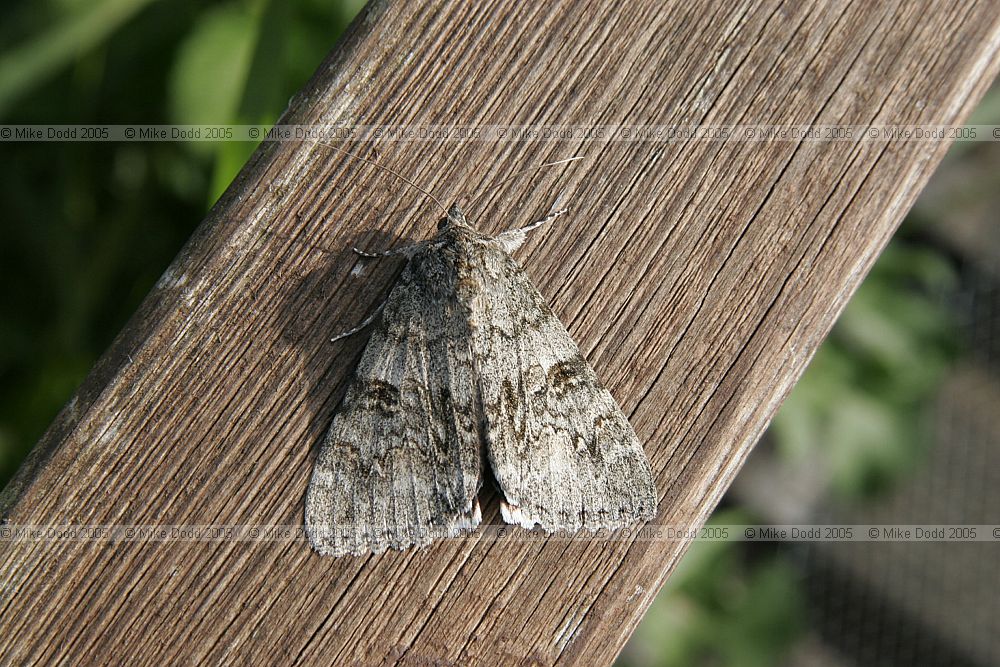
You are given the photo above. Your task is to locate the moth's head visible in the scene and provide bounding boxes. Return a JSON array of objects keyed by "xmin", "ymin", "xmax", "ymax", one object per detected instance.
[{"xmin": 437, "ymin": 203, "xmax": 469, "ymax": 232}]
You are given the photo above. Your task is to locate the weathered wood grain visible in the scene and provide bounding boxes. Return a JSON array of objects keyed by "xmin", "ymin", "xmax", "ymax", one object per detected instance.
[{"xmin": 2, "ymin": 0, "xmax": 999, "ymax": 665}]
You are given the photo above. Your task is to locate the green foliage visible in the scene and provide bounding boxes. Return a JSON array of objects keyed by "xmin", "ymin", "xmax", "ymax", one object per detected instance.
[
  {"xmin": 169, "ymin": 1, "xmax": 266, "ymax": 199},
  {"xmin": 769, "ymin": 239, "xmax": 958, "ymax": 498},
  {"xmin": 621, "ymin": 510, "xmax": 806, "ymax": 667},
  {"xmin": 0, "ymin": 0, "xmax": 362, "ymax": 486},
  {"xmin": 0, "ymin": 0, "xmax": 159, "ymax": 117}
]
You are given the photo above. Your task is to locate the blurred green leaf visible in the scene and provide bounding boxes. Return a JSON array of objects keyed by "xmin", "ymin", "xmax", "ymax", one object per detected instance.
[
  {"xmin": 168, "ymin": 2, "xmax": 261, "ymax": 137},
  {"xmin": 239, "ymin": 0, "xmax": 292, "ymax": 121},
  {"xmin": 165, "ymin": 0, "xmax": 357, "ymax": 203},
  {"xmin": 622, "ymin": 510, "xmax": 806, "ymax": 667},
  {"xmin": 0, "ymin": 0, "xmax": 158, "ymax": 118},
  {"xmin": 823, "ymin": 389, "xmax": 913, "ymax": 496}
]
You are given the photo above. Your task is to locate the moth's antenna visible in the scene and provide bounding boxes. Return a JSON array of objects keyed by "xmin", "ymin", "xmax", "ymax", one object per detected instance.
[
  {"xmin": 467, "ymin": 156, "xmax": 584, "ymax": 209},
  {"xmin": 315, "ymin": 141, "xmax": 449, "ymax": 216}
]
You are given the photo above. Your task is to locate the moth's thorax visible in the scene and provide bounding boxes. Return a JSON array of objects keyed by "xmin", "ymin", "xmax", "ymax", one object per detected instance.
[{"xmin": 435, "ymin": 203, "xmax": 483, "ymax": 244}]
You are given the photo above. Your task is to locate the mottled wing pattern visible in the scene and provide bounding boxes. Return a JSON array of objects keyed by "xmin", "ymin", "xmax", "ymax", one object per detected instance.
[
  {"xmin": 466, "ymin": 238, "xmax": 657, "ymax": 531},
  {"xmin": 306, "ymin": 243, "xmax": 482, "ymax": 556}
]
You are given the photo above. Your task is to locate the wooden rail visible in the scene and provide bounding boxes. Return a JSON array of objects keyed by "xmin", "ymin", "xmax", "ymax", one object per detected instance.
[{"xmin": 2, "ymin": 1, "xmax": 999, "ymax": 664}]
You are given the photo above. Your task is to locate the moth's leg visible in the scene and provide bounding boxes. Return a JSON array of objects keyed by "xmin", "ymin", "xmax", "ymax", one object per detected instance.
[
  {"xmin": 494, "ymin": 207, "xmax": 568, "ymax": 253},
  {"xmin": 352, "ymin": 246, "xmax": 404, "ymax": 259},
  {"xmin": 330, "ymin": 300, "xmax": 386, "ymax": 342},
  {"xmin": 334, "ymin": 239, "xmax": 435, "ymax": 340},
  {"xmin": 352, "ymin": 239, "xmax": 428, "ymax": 259}
]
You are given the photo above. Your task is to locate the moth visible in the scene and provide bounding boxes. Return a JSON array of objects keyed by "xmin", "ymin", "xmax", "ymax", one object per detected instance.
[{"xmin": 305, "ymin": 154, "xmax": 656, "ymax": 557}]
